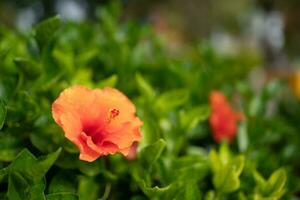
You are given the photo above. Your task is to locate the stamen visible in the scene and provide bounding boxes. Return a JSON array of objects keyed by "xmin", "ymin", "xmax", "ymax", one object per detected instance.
[{"xmin": 110, "ymin": 109, "xmax": 120, "ymax": 119}]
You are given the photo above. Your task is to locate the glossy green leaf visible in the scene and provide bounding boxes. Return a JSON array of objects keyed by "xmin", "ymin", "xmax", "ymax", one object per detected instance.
[
  {"xmin": 231, "ymin": 156, "xmax": 245, "ymax": 176},
  {"xmin": 209, "ymin": 149, "xmax": 221, "ymax": 173},
  {"xmin": 213, "ymin": 165, "xmax": 241, "ymax": 193},
  {"xmin": 34, "ymin": 15, "xmax": 61, "ymax": 49},
  {"xmin": 172, "ymin": 155, "xmax": 209, "ymax": 182},
  {"xmin": 266, "ymin": 169, "xmax": 286, "ymax": 195},
  {"xmin": 97, "ymin": 74, "xmax": 118, "ymax": 88},
  {"xmin": 155, "ymin": 89, "xmax": 189, "ymax": 113},
  {"xmin": 140, "ymin": 116, "xmax": 161, "ymax": 147},
  {"xmin": 136, "ymin": 73, "xmax": 155, "ymax": 100},
  {"xmin": 219, "ymin": 143, "xmax": 231, "ymax": 165},
  {"xmin": 180, "ymin": 105, "xmax": 210, "ymax": 131},
  {"xmin": 253, "ymin": 170, "xmax": 266, "ymax": 188},
  {"xmin": 9, "ymin": 148, "xmax": 61, "ymax": 183},
  {"xmin": 8, "ymin": 172, "xmax": 46, "ymax": 200},
  {"xmin": 139, "ymin": 139, "xmax": 166, "ymax": 169},
  {"xmin": 254, "ymin": 168, "xmax": 287, "ymax": 199},
  {"xmin": 137, "ymin": 180, "xmax": 177, "ymax": 199},
  {"xmin": 210, "ymin": 145, "xmax": 244, "ymax": 193}
]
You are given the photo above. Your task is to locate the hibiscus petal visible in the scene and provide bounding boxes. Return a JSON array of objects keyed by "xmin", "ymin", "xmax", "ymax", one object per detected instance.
[
  {"xmin": 52, "ymin": 86, "xmax": 108, "ymax": 129},
  {"xmin": 77, "ymin": 132, "xmax": 101, "ymax": 162},
  {"xmin": 103, "ymin": 120, "xmax": 142, "ymax": 149},
  {"xmin": 97, "ymin": 87, "xmax": 136, "ymax": 125},
  {"xmin": 59, "ymin": 113, "xmax": 82, "ymax": 140}
]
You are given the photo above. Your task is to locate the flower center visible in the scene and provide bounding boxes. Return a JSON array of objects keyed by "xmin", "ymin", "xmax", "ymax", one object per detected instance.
[{"xmin": 83, "ymin": 108, "xmax": 120, "ymax": 144}]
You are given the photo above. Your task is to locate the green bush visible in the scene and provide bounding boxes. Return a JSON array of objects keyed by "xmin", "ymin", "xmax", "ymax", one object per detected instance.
[{"xmin": 0, "ymin": 1, "xmax": 298, "ymax": 199}]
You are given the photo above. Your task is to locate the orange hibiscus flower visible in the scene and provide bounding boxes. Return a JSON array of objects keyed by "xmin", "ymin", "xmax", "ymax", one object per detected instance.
[
  {"xmin": 52, "ymin": 86, "xmax": 143, "ymax": 162},
  {"xmin": 209, "ymin": 91, "xmax": 243, "ymax": 143}
]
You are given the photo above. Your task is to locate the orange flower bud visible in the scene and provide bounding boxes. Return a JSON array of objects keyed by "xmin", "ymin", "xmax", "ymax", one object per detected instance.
[
  {"xmin": 209, "ymin": 91, "xmax": 243, "ymax": 143},
  {"xmin": 52, "ymin": 86, "xmax": 143, "ymax": 162},
  {"xmin": 125, "ymin": 142, "xmax": 138, "ymax": 160}
]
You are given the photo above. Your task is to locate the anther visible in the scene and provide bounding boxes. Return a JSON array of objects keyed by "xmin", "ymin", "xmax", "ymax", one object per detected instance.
[{"xmin": 110, "ymin": 109, "xmax": 120, "ymax": 119}]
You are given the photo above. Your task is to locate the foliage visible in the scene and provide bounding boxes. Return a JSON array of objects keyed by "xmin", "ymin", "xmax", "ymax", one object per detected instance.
[{"xmin": 0, "ymin": 1, "xmax": 297, "ymax": 199}]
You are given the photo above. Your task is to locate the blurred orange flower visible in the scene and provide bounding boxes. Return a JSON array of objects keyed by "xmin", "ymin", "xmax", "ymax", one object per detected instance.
[
  {"xmin": 209, "ymin": 91, "xmax": 243, "ymax": 143},
  {"xmin": 289, "ymin": 71, "xmax": 300, "ymax": 98},
  {"xmin": 52, "ymin": 86, "xmax": 143, "ymax": 162}
]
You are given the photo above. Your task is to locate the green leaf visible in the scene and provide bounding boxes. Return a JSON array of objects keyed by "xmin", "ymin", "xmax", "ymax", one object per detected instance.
[
  {"xmin": 78, "ymin": 176, "xmax": 100, "ymax": 200},
  {"xmin": 212, "ymin": 154, "xmax": 244, "ymax": 193},
  {"xmin": 96, "ymin": 75, "xmax": 118, "ymax": 88},
  {"xmin": 219, "ymin": 143, "xmax": 231, "ymax": 165},
  {"xmin": 172, "ymin": 155, "xmax": 209, "ymax": 182},
  {"xmin": 140, "ymin": 116, "xmax": 161, "ymax": 147},
  {"xmin": 155, "ymin": 89, "xmax": 189, "ymax": 113},
  {"xmin": 139, "ymin": 139, "xmax": 166, "ymax": 169},
  {"xmin": 8, "ymin": 172, "xmax": 46, "ymax": 200},
  {"xmin": 231, "ymin": 156, "xmax": 245, "ymax": 176},
  {"xmin": 137, "ymin": 180, "xmax": 177, "ymax": 199},
  {"xmin": 6, "ymin": 149, "xmax": 62, "ymax": 200},
  {"xmin": 7, "ymin": 172, "xmax": 28, "ymax": 200},
  {"xmin": 254, "ymin": 168, "xmax": 287, "ymax": 199},
  {"xmin": 9, "ymin": 148, "xmax": 61, "ymax": 183},
  {"xmin": 34, "ymin": 15, "xmax": 61, "ymax": 49},
  {"xmin": 136, "ymin": 73, "xmax": 155, "ymax": 100},
  {"xmin": 180, "ymin": 105, "xmax": 210, "ymax": 131},
  {"xmin": 210, "ymin": 145, "xmax": 244, "ymax": 193},
  {"xmin": 253, "ymin": 170, "xmax": 266, "ymax": 188},
  {"xmin": 266, "ymin": 169, "xmax": 286, "ymax": 196},
  {"xmin": 0, "ymin": 98, "xmax": 7, "ymax": 130},
  {"xmin": 209, "ymin": 149, "xmax": 221, "ymax": 173},
  {"xmin": 72, "ymin": 69, "xmax": 93, "ymax": 87},
  {"xmin": 46, "ymin": 193, "xmax": 78, "ymax": 200},
  {"xmin": 213, "ymin": 165, "xmax": 240, "ymax": 193}
]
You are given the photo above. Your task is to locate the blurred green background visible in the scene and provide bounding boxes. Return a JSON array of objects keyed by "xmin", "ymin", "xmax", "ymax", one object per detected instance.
[{"xmin": 1, "ymin": 0, "xmax": 300, "ymax": 65}]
